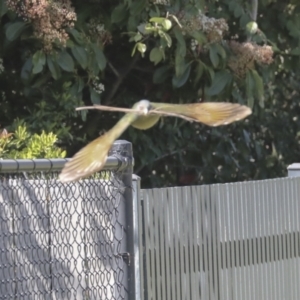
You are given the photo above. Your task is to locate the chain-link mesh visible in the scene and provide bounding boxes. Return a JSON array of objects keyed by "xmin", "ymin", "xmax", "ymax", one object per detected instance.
[{"xmin": 0, "ymin": 169, "xmax": 129, "ymax": 300}]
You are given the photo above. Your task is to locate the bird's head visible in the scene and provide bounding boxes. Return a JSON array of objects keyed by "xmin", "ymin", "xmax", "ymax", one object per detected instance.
[{"xmin": 134, "ymin": 99, "xmax": 152, "ymax": 115}]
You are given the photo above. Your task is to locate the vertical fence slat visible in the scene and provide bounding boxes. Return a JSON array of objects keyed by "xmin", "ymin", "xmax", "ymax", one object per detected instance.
[
  {"xmin": 294, "ymin": 178, "xmax": 300, "ymax": 299},
  {"xmin": 163, "ymin": 188, "xmax": 171, "ymax": 300},
  {"xmin": 260, "ymin": 181, "xmax": 268, "ymax": 300},
  {"xmin": 213, "ymin": 185, "xmax": 223, "ymax": 300},
  {"xmin": 165, "ymin": 188, "xmax": 175, "ymax": 300},
  {"xmin": 138, "ymin": 187, "xmax": 145, "ymax": 300},
  {"xmin": 210, "ymin": 184, "xmax": 219, "ymax": 300},
  {"xmin": 157, "ymin": 188, "xmax": 167, "ymax": 300},
  {"xmin": 177, "ymin": 188, "xmax": 185, "ymax": 300},
  {"xmin": 170, "ymin": 187, "xmax": 181, "ymax": 300},
  {"xmin": 146, "ymin": 190, "xmax": 156, "ymax": 300},
  {"xmin": 191, "ymin": 186, "xmax": 200, "ymax": 300},
  {"xmin": 153, "ymin": 189, "xmax": 163, "ymax": 300},
  {"xmin": 182, "ymin": 187, "xmax": 191, "ymax": 300},
  {"xmin": 142, "ymin": 190, "xmax": 153, "ymax": 300},
  {"xmin": 239, "ymin": 183, "xmax": 246, "ymax": 300}
]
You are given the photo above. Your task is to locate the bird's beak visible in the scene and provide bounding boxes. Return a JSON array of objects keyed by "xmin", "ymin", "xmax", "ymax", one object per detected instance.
[
  {"xmin": 142, "ymin": 107, "xmax": 149, "ymax": 115},
  {"xmin": 137, "ymin": 106, "xmax": 149, "ymax": 115}
]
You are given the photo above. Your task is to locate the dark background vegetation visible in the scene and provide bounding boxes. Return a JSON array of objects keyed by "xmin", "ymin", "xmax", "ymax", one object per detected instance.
[{"xmin": 1, "ymin": 0, "xmax": 300, "ymax": 187}]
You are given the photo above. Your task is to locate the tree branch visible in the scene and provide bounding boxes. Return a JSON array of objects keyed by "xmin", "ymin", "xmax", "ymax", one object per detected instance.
[{"xmin": 104, "ymin": 54, "xmax": 140, "ymax": 104}]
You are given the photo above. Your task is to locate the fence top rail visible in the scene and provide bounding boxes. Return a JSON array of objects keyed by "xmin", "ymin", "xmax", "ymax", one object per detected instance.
[{"xmin": 0, "ymin": 156, "xmax": 127, "ymax": 173}]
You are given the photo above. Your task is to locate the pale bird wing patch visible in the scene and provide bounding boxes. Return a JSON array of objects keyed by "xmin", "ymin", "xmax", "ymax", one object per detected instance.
[
  {"xmin": 59, "ymin": 113, "xmax": 137, "ymax": 182},
  {"xmin": 150, "ymin": 102, "xmax": 252, "ymax": 126},
  {"xmin": 59, "ymin": 134, "xmax": 112, "ymax": 182}
]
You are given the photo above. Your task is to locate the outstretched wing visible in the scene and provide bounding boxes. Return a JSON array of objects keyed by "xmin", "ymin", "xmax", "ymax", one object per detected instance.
[
  {"xmin": 76, "ymin": 105, "xmax": 141, "ymax": 114},
  {"xmin": 59, "ymin": 112, "xmax": 137, "ymax": 182},
  {"xmin": 149, "ymin": 102, "xmax": 252, "ymax": 126}
]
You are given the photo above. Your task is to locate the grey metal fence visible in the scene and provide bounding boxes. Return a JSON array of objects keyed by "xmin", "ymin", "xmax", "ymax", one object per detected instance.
[
  {"xmin": 139, "ymin": 177, "xmax": 300, "ymax": 300},
  {"xmin": 1, "ymin": 140, "xmax": 300, "ymax": 300},
  {"xmin": 0, "ymin": 140, "xmax": 137, "ymax": 300}
]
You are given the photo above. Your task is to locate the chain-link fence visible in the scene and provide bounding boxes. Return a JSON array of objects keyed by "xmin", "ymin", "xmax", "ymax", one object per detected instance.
[{"xmin": 0, "ymin": 140, "xmax": 138, "ymax": 300}]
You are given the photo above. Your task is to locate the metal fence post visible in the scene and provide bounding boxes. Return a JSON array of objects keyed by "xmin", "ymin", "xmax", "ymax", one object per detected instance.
[
  {"xmin": 132, "ymin": 174, "xmax": 142, "ymax": 300},
  {"xmin": 109, "ymin": 140, "xmax": 140, "ymax": 300},
  {"xmin": 287, "ymin": 163, "xmax": 300, "ymax": 177}
]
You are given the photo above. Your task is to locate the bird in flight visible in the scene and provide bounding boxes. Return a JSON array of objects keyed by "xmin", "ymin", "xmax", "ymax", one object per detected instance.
[{"xmin": 59, "ymin": 100, "xmax": 251, "ymax": 182}]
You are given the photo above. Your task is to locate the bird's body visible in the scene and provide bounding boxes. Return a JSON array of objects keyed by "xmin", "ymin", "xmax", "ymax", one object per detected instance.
[
  {"xmin": 130, "ymin": 100, "xmax": 161, "ymax": 129},
  {"xmin": 59, "ymin": 100, "xmax": 252, "ymax": 182}
]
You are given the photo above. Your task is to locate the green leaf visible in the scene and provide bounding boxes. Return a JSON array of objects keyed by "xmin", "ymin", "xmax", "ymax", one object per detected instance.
[
  {"xmin": 47, "ymin": 55, "xmax": 61, "ymax": 80},
  {"xmin": 209, "ymin": 44, "xmax": 219, "ymax": 68},
  {"xmin": 32, "ymin": 51, "xmax": 46, "ymax": 74},
  {"xmin": 286, "ymin": 19, "xmax": 300, "ymax": 39},
  {"xmin": 158, "ymin": 30, "xmax": 172, "ymax": 47},
  {"xmin": 150, "ymin": 47, "xmax": 163, "ymax": 65},
  {"xmin": 88, "ymin": 51, "xmax": 100, "ymax": 76},
  {"xmin": 239, "ymin": 14, "xmax": 250, "ymax": 28},
  {"xmin": 129, "ymin": 32, "xmax": 142, "ymax": 42},
  {"xmin": 172, "ymin": 63, "xmax": 191, "ymax": 88},
  {"xmin": 153, "ymin": 65, "xmax": 171, "ymax": 84},
  {"xmin": 250, "ymin": 69, "xmax": 264, "ymax": 108},
  {"xmin": 130, "ymin": 0, "xmax": 146, "ymax": 16},
  {"xmin": 68, "ymin": 29, "xmax": 85, "ymax": 45},
  {"xmin": 92, "ymin": 45, "xmax": 106, "ymax": 71},
  {"xmin": 21, "ymin": 58, "xmax": 33, "ymax": 81},
  {"xmin": 0, "ymin": 0, "xmax": 8, "ymax": 17},
  {"xmin": 150, "ymin": 17, "xmax": 166, "ymax": 23},
  {"xmin": 290, "ymin": 47, "xmax": 300, "ymax": 55},
  {"xmin": 131, "ymin": 44, "xmax": 138, "ymax": 56},
  {"xmin": 57, "ymin": 51, "xmax": 74, "ymax": 72},
  {"xmin": 90, "ymin": 87, "xmax": 101, "ymax": 104},
  {"xmin": 245, "ymin": 70, "xmax": 255, "ymax": 108},
  {"xmin": 208, "ymin": 44, "xmax": 226, "ymax": 67},
  {"xmin": 190, "ymin": 31, "xmax": 206, "ymax": 45},
  {"xmin": 71, "ymin": 46, "xmax": 88, "ymax": 69},
  {"xmin": 243, "ymin": 129, "xmax": 251, "ymax": 147},
  {"xmin": 194, "ymin": 60, "xmax": 205, "ymax": 85},
  {"xmin": 111, "ymin": 3, "xmax": 127, "ymax": 23},
  {"xmin": 175, "ymin": 48, "xmax": 185, "ymax": 77},
  {"xmin": 137, "ymin": 23, "xmax": 150, "ymax": 35},
  {"xmin": 77, "ymin": 78, "xmax": 85, "ymax": 92},
  {"xmin": 173, "ymin": 27, "xmax": 186, "ymax": 56},
  {"xmin": 206, "ymin": 70, "xmax": 232, "ymax": 96},
  {"xmin": 6, "ymin": 22, "xmax": 27, "ymax": 41},
  {"xmin": 32, "ymin": 74, "xmax": 51, "ymax": 88},
  {"xmin": 215, "ymin": 43, "xmax": 226, "ymax": 59},
  {"xmin": 127, "ymin": 15, "xmax": 139, "ymax": 32},
  {"xmin": 234, "ymin": 5, "xmax": 244, "ymax": 18},
  {"xmin": 150, "ymin": 17, "xmax": 172, "ymax": 31},
  {"xmin": 206, "ymin": 66, "xmax": 215, "ymax": 81}
]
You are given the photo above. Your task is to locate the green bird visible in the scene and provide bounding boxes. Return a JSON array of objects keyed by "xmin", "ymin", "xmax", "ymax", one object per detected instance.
[{"xmin": 59, "ymin": 100, "xmax": 251, "ymax": 182}]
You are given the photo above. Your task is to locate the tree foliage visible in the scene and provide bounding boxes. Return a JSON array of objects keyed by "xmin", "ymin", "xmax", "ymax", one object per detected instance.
[{"xmin": 0, "ymin": 0, "xmax": 300, "ymax": 187}]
